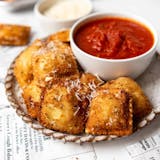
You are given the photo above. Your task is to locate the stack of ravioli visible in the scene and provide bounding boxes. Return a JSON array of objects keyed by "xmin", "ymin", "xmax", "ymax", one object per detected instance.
[{"xmin": 14, "ymin": 30, "xmax": 152, "ymax": 136}]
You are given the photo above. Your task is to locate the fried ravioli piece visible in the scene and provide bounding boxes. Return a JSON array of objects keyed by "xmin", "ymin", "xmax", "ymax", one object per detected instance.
[
  {"xmin": 22, "ymin": 79, "xmax": 42, "ymax": 119},
  {"xmin": 104, "ymin": 77, "xmax": 152, "ymax": 123},
  {"xmin": 38, "ymin": 84, "xmax": 88, "ymax": 134},
  {"xmin": 85, "ymin": 88, "xmax": 133, "ymax": 136},
  {"xmin": 62, "ymin": 73, "xmax": 104, "ymax": 102},
  {"xmin": 0, "ymin": 24, "xmax": 30, "ymax": 46},
  {"xmin": 79, "ymin": 73, "xmax": 104, "ymax": 100},
  {"xmin": 32, "ymin": 40, "xmax": 79, "ymax": 86},
  {"xmin": 80, "ymin": 73, "xmax": 104, "ymax": 88},
  {"xmin": 14, "ymin": 39, "xmax": 43, "ymax": 88},
  {"xmin": 47, "ymin": 30, "xmax": 70, "ymax": 43}
]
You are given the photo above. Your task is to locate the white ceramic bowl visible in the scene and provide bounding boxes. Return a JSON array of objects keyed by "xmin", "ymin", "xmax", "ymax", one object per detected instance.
[
  {"xmin": 34, "ymin": 0, "xmax": 92, "ymax": 35},
  {"xmin": 70, "ymin": 12, "xmax": 158, "ymax": 80},
  {"xmin": 0, "ymin": 0, "xmax": 37, "ymax": 11}
]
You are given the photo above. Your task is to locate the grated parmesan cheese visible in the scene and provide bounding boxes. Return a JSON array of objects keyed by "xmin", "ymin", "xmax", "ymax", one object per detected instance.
[
  {"xmin": 43, "ymin": 0, "xmax": 92, "ymax": 20},
  {"xmin": 73, "ymin": 106, "xmax": 80, "ymax": 116}
]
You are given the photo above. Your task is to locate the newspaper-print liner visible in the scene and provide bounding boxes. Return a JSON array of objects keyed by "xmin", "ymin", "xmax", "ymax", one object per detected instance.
[{"xmin": 5, "ymin": 60, "xmax": 160, "ymax": 144}]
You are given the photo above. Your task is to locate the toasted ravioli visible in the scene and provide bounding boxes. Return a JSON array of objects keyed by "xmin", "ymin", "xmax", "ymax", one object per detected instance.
[
  {"xmin": 79, "ymin": 73, "xmax": 104, "ymax": 100},
  {"xmin": 32, "ymin": 40, "xmax": 79, "ymax": 85},
  {"xmin": 104, "ymin": 77, "xmax": 152, "ymax": 123},
  {"xmin": 85, "ymin": 88, "xmax": 133, "ymax": 136},
  {"xmin": 61, "ymin": 73, "xmax": 104, "ymax": 102},
  {"xmin": 14, "ymin": 39, "xmax": 42, "ymax": 88},
  {"xmin": 22, "ymin": 80, "xmax": 42, "ymax": 119},
  {"xmin": 80, "ymin": 73, "xmax": 104, "ymax": 85},
  {"xmin": 38, "ymin": 84, "xmax": 88, "ymax": 134},
  {"xmin": 0, "ymin": 24, "xmax": 30, "ymax": 46},
  {"xmin": 47, "ymin": 30, "xmax": 70, "ymax": 43},
  {"xmin": 80, "ymin": 73, "xmax": 104, "ymax": 89}
]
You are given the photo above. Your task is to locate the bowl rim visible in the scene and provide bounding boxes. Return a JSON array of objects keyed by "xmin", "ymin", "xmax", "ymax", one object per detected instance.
[
  {"xmin": 34, "ymin": 0, "xmax": 93, "ymax": 23},
  {"xmin": 70, "ymin": 11, "xmax": 158, "ymax": 63}
]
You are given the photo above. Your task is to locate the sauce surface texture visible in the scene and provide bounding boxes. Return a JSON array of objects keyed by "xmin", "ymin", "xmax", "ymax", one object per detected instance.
[{"xmin": 75, "ymin": 17, "xmax": 154, "ymax": 59}]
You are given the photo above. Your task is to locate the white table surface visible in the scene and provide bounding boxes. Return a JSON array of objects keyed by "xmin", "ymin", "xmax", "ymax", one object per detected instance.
[{"xmin": 0, "ymin": 0, "xmax": 160, "ymax": 160}]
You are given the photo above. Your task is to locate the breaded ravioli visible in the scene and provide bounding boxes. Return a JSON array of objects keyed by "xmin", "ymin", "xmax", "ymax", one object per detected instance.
[
  {"xmin": 79, "ymin": 73, "xmax": 104, "ymax": 100},
  {"xmin": 85, "ymin": 88, "xmax": 133, "ymax": 136},
  {"xmin": 14, "ymin": 39, "xmax": 43, "ymax": 88},
  {"xmin": 0, "ymin": 24, "xmax": 30, "ymax": 46},
  {"xmin": 62, "ymin": 73, "xmax": 104, "ymax": 102},
  {"xmin": 47, "ymin": 30, "xmax": 70, "ymax": 43},
  {"xmin": 22, "ymin": 79, "xmax": 42, "ymax": 119},
  {"xmin": 14, "ymin": 30, "xmax": 79, "ymax": 121},
  {"xmin": 37, "ymin": 73, "xmax": 104, "ymax": 132},
  {"xmin": 32, "ymin": 40, "xmax": 79, "ymax": 86},
  {"xmin": 104, "ymin": 77, "xmax": 152, "ymax": 123},
  {"xmin": 38, "ymin": 84, "xmax": 88, "ymax": 134}
]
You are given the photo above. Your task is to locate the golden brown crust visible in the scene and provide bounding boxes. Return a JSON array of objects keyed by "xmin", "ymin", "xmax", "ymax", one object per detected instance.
[
  {"xmin": 38, "ymin": 73, "xmax": 104, "ymax": 134},
  {"xmin": 38, "ymin": 84, "xmax": 88, "ymax": 134},
  {"xmin": 47, "ymin": 30, "xmax": 70, "ymax": 43},
  {"xmin": 85, "ymin": 87, "xmax": 133, "ymax": 136},
  {"xmin": 79, "ymin": 73, "xmax": 104, "ymax": 101},
  {"xmin": 14, "ymin": 39, "xmax": 43, "ymax": 88},
  {"xmin": 14, "ymin": 30, "xmax": 77, "ymax": 89},
  {"xmin": 31, "ymin": 40, "xmax": 79, "ymax": 87},
  {"xmin": 0, "ymin": 24, "xmax": 30, "ymax": 46},
  {"xmin": 56, "ymin": 73, "xmax": 104, "ymax": 102},
  {"xmin": 14, "ymin": 30, "xmax": 79, "ymax": 121},
  {"xmin": 22, "ymin": 80, "xmax": 42, "ymax": 119},
  {"xmin": 103, "ymin": 77, "xmax": 152, "ymax": 124},
  {"xmin": 80, "ymin": 73, "xmax": 104, "ymax": 88}
]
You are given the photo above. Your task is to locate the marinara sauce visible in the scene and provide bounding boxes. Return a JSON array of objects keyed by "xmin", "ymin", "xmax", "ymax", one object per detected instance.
[{"xmin": 75, "ymin": 17, "xmax": 154, "ymax": 59}]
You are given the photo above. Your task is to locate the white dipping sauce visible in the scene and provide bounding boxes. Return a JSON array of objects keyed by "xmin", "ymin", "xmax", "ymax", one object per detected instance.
[{"xmin": 43, "ymin": 0, "xmax": 92, "ymax": 20}]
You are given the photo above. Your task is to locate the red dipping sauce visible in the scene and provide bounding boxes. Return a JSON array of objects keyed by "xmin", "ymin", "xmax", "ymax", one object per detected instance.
[{"xmin": 75, "ymin": 17, "xmax": 154, "ymax": 59}]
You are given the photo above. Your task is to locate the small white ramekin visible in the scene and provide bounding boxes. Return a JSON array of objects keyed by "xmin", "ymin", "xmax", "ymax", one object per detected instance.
[
  {"xmin": 70, "ymin": 12, "xmax": 158, "ymax": 80},
  {"xmin": 0, "ymin": 0, "xmax": 37, "ymax": 11},
  {"xmin": 34, "ymin": 0, "xmax": 92, "ymax": 35}
]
